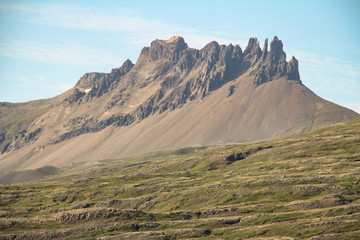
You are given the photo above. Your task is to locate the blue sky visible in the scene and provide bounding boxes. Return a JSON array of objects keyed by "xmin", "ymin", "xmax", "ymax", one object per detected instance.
[{"xmin": 0, "ymin": 0, "xmax": 359, "ymax": 113}]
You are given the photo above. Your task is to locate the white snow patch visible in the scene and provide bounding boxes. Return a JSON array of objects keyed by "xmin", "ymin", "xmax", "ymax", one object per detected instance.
[{"xmin": 84, "ymin": 88, "xmax": 91, "ymax": 93}]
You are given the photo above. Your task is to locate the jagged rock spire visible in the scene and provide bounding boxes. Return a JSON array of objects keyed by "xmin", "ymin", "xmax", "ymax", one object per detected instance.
[
  {"xmin": 121, "ymin": 59, "xmax": 134, "ymax": 72},
  {"xmin": 244, "ymin": 38, "xmax": 262, "ymax": 64},
  {"xmin": 287, "ymin": 56, "xmax": 300, "ymax": 80},
  {"xmin": 250, "ymin": 36, "xmax": 301, "ymax": 85},
  {"xmin": 261, "ymin": 38, "xmax": 268, "ymax": 60},
  {"xmin": 268, "ymin": 36, "xmax": 286, "ymax": 64}
]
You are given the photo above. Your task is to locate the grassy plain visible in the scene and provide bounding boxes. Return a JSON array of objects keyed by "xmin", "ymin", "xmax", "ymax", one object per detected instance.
[{"xmin": 0, "ymin": 119, "xmax": 360, "ymax": 239}]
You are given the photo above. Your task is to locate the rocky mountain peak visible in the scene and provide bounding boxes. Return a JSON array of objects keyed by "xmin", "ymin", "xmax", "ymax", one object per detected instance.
[
  {"xmin": 286, "ymin": 56, "xmax": 300, "ymax": 80},
  {"xmin": 166, "ymin": 36, "xmax": 187, "ymax": 45},
  {"xmin": 244, "ymin": 37, "xmax": 262, "ymax": 64},
  {"xmin": 139, "ymin": 36, "xmax": 188, "ymax": 62},
  {"xmin": 248, "ymin": 36, "xmax": 301, "ymax": 85},
  {"xmin": 75, "ymin": 59, "xmax": 134, "ymax": 92},
  {"xmin": 200, "ymin": 41, "xmax": 220, "ymax": 60},
  {"xmin": 111, "ymin": 59, "xmax": 134, "ymax": 76},
  {"xmin": 120, "ymin": 59, "xmax": 134, "ymax": 72},
  {"xmin": 261, "ymin": 38, "xmax": 268, "ymax": 60},
  {"xmin": 244, "ymin": 38, "xmax": 260, "ymax": 54},
  {"xmin": 75, "ymin": 72, "xmax": 106, "ymax": 89},
  {"xmin": 268, "ymin": 36, "xmax": 286, "ymax": 64}
]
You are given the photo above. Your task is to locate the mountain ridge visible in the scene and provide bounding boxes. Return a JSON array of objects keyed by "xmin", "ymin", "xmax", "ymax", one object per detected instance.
[{"xmin": 0, "ymin": 36, "xmax": 358, "ymax": 176}]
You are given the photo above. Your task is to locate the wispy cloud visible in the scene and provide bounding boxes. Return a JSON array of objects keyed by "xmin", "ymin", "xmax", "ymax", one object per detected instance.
[
  {"xmin": 14, "ymin": 74, "xmax": 73, "ymax": 91},
  {"xmin": 0, "ymin": 3, "xmax": 193, "ymax": 35},
  {"xmin": 0, "ymin": 2, "xmax": 251, "ymax": 66},
  {"xmin": 0, "ymin": 2, "xmax": 249, "ymax": 49},
  {"xmin": 288, "ymin": 49, "xmax": 360, "ymax": 90},
  {"xmin": 43, "ymin": 83, "xmax": 74, "ymax": 91},
  {"xmin": 0, "ymin": 40, "xmax": 123, "ymax": 66},
  {"xmin": 287, "ymin": 49, "xmax": 360, "ymax": 112}
]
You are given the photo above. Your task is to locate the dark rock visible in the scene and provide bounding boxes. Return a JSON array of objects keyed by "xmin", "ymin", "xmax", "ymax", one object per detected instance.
[
  {"xmin": 261, "ymin": 38, "xmax": 268, "ymax": 60},
  {"xmin": 75, "ymin": 72, "xmax": 106, "ymax": 89},
  {"xmin": 268, "ymin": 36, "xmax": 286, "ymax": 64},
  {"xmin": 111, "ymin": 59, "xmax": 134, "ymax": 76},
  {"xmin": 319, "ymin": 194, "xmax": 352, "ymax": 207},
  {"xmin": 142, "ymin": 36, "xmax": 188, "ymax": 62},
  {"xmin": 1, "ymin": 128, "xmax": 42, "ymax": 153},
  {"xmin": 64, "ymin": 89, "xmax": 85, "ymax": 104},
  {"xmin": 0, "ymin": 133, "xmax": 5, "ymax": 145},
  {"xmin": 132, "ymin": 222, "xmax": 160, "ymax": 230},
  {"xmin": 219, "ymin": 218, "xmax": 241, "ymax": 225},
  {"xmin": 227, "ymin": 85, "xmax": 235, "ymax": 97},
  {"xmin": 244, "ymin": 37, "xmax": 262, "ymax": 65},
  {"xmin": 250, "ymin": 36, "xmax": 300, "ymax": 85},
  {"xmin": 287, "ymin": 56, "xmax": 300, "ymax": 81},
  {"xmin": 224, "ymin": 146, "xmax": 272, "ymax": 164}
]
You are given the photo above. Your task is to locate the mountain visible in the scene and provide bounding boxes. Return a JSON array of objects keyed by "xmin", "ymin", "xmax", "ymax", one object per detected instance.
[{"xmin": 0, "ymin": 36, "xmax": 358, "ymax": 177}]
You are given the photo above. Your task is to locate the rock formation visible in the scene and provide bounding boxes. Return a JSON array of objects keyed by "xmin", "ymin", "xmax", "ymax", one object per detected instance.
[{"xmin": 0, "ymin": 36, "xmax": 358, "ymax": 176}]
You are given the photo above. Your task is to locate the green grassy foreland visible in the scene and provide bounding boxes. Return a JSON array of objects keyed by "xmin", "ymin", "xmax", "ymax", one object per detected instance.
[{"xmin": 1, "ymin": 119, "xmax": 360, "ymax": 239}]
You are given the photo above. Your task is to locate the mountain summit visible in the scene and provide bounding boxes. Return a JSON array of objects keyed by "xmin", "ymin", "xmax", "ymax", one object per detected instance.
[{"xmin": 0, "ymin": 36, "xmax": 358, "ymax": 176}]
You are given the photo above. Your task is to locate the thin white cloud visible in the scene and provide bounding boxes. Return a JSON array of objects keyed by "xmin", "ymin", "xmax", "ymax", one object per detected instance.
[
  {"xmin": 0, "ymin": 2, "xmax": 249, "ymax": 50},
  {"xmin": 0, "ymin": 40, "xmax": 123, "ymax": 66},
  {"xmin": 0, "ymin": 3, "xmax": 193, "ymax": 34},
  {"xmin": 287, "ymin": 49, "xmax": 360, "ymax": 112},
  {"xmin": 13, "ymin": 74, "xmax": 73, "ymax": 91},
  {"xmin": 289, "ymin": 49, "xmax": 360, "ymax": 91},
  {"xmin": 0, "ymin": 2, "xmax": 251, "ymax": 65},
  {"xmin": 43, "ymin": 83, "xmax": 74, "ymax": 90},
  {"xmin": 18, "ymin": 74, "xmax": 47, "ymax": 83}
]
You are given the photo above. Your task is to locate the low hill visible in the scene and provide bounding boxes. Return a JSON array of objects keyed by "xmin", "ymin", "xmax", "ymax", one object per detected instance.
[{"xmin": 1, "ymin": 119, "xmax": 359, "ymax": 239}]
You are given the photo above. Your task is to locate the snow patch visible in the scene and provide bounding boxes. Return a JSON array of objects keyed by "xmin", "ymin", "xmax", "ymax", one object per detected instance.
[{"xmin": 84, "ymin": 88, "xmax": 92, "ymax": 93}]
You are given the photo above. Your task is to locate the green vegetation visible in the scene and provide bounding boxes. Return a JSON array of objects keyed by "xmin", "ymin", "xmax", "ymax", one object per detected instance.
[{"xmin": 0, "ymin": 119, "xmax": 360, "ymax": 239}]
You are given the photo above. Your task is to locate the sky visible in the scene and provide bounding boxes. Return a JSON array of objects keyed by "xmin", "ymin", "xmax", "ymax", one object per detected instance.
[{"xmin": 0, "ymin": 0, "xmax": 359, "ymax": 113}]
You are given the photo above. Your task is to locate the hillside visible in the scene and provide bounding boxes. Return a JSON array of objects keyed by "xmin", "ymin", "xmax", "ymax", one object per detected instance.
[
  {"xmin": 0, "ymin": 36, "xmax": 358, "ymax": 177},
  {"xmin": 1, "ymin": 119, "xmax": 359, "ymax": 239}
]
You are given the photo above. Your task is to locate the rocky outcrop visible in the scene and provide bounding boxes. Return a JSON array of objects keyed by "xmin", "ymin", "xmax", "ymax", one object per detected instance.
[
  {"xmin": 139, "ymin": 36, "xmax": 188, "ymax": 62},
  {"xmin": 223, "ymin": 146, "xmax": 273, "ymax": 164},
  {"xmin": 287, "ymin": 56, "xmax": 300, "ymax": 80},
  {"xmin": 54, "ymin": 208, "xmax": 148, "ymax": 222},
  {"xmin": 245, "ymin": 36, "xmax": 301, "ymax": 85},
  {"xmin": 75, "ymin": 72, "xmax": 106, "ymax": 89},
  {"xmin": 244, "ymin": 37, "xmax": 262, "ymax": 65},
  {"xmin": 54, "ymin": 114, "xmax": 135, "ymax": 143},
  {"xmin": 1, "ymin": 128, "xmax": 42, "ymax": 153},
  {"xmin": 111, "ymin": 59, "xmax": 134, "ymax": 76},
  {"xmin": 72, "ymin": 59, "xmax": 135, "ymax": 101}
]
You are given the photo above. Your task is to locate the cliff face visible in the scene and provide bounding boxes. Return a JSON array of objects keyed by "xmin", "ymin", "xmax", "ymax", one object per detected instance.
[{"xmin": 0, "ymin": 36, "xmax": 358, "ymax": 175}]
